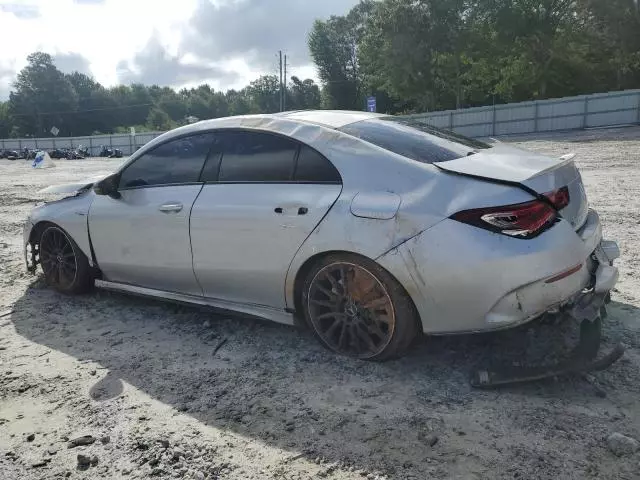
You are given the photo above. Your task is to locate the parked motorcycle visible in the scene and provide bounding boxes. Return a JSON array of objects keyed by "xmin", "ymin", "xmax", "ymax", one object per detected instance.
[{"xmin": 98, "ymin": 145, "xmax": 123, "ymax": 158}]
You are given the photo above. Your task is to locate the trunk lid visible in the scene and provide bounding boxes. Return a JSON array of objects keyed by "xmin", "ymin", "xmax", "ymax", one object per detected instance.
[{"xmin": 434, "ymin": 144, "xmax": 589, "ymax": 230}]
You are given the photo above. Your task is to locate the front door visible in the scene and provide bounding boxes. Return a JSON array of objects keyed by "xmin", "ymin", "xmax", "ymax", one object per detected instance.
[
  {"xmin": 89, "ymin": 133, "xmax": 215, "ymax": 295},
  {"xmin": 190, "ymin": 130, "xmax": 342, "ymax": 308}
]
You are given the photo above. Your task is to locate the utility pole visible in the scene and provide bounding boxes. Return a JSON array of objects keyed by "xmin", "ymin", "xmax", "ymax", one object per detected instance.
[
  {"xmin": 283, "ymin": 54, "xmax": 288, "ymax": 111},
  {"xmin": 279, "ymin": 50, "xmax": 283, "ymax": 112}
]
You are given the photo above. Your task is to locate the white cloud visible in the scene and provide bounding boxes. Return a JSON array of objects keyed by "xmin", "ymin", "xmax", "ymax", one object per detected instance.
[{"xmin": 0, "ymin": 0, "xmax": 357, "ymax": 99}]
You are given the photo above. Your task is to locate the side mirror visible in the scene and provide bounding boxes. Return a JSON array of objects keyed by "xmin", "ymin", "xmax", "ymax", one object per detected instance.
[{"xmin": 94, "ymin": 174, "xmax": 121, "ymax": 199}]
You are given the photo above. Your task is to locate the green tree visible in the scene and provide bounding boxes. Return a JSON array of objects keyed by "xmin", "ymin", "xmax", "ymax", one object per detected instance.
[
  {"xmin": 245, "ymin": 75, "xmax": 281, "ymax": 113},
  {"xmin": 146, "ymin": 107, "xmax": 174, "ymax": 130},
  {"xmin": 288, "ymin": 76, "xmax": 322, "ymax": 110},
  {"xmin": 309, "ymin": 13, "xmax": 362, "ymax": 109},
  {"xmin": 0, "ymin": 102, "xmax": 10, "ymax": 138},
  {"xmin": 8, "ymin": 52, "xmax": 78, "ymax": 136}
]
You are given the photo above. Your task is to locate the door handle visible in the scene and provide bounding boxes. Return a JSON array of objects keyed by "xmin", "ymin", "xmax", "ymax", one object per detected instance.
[
  {"xmin": 275, "ymin": 206, "xmax": 308, "ymax": 215},
  {"xmin": 159, "ymin": 203, "xmax": 183, "ymax": 213}
]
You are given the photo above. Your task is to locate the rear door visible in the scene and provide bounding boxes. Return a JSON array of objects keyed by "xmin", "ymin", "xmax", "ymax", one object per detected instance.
[
  {"xmin": 190, "ymin": 130, "xmax": 342, "ymax": 308},
  {"xmin": 89, "ymin": 133, "xmax": 215, "ymax": 295}
]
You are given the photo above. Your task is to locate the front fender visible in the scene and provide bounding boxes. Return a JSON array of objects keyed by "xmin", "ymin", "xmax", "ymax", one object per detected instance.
[{"xmin": 27, "ymin": 192, "xmax": 95, "ymax": 266}]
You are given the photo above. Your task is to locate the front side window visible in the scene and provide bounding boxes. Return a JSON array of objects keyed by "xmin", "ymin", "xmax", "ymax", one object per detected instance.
[
  {"xmin": 119, "ymin": 133, "xmax": 215, "ymax": 188},
  {"xmin": 338, "ymin": 117, "xmax": 491, "ymax": 164},
  {"xmin": 217, "ymin": 131, "xmax": 298, "ymax": 182}
]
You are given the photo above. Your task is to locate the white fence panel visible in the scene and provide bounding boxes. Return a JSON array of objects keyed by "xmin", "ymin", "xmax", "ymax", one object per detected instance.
[{"xmin": 399, "ymin": 89, "xmax": 640, "ymax": 138}]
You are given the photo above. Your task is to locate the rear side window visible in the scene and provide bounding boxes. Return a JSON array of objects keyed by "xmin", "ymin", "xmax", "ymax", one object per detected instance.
[
  {"xmin": 119, "ymin": 133, "xmax": 214, "ymax": 188},
  {"xmin": 338, "ymin": 118, "xmax": 491, "ymax": 164},
  {"xmin": 218, "ymin": 131, "xmax": 297, "ymax": 182},
  {"xmin": 294, "ymin": 145, "xmax": 341, "ymax": 183}
]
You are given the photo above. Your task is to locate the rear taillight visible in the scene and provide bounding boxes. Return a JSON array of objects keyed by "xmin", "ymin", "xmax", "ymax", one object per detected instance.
[
  {"xmin": 545, "ymin": 186, "xmax": 570, "ymax": 210},
  {"xmin": 451, "ymin": 187, "xmax": 570, "ymax": 238}
]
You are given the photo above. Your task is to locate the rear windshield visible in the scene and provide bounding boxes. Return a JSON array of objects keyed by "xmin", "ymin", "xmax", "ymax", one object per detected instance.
[{"xmin": 338, "ymin": 117, "xmax": 491, "ymax": 164}]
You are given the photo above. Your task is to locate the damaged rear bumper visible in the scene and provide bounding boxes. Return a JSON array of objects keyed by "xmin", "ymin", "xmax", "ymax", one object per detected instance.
[{"xmin": 378, "ymin": 208, "xmax": 619, "ymax": 334}]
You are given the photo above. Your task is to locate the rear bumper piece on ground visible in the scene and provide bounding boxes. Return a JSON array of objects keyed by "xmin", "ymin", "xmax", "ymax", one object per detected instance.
[{"xmin": 377, "ymin": 208, "xmax": 619, "ymax": 334}]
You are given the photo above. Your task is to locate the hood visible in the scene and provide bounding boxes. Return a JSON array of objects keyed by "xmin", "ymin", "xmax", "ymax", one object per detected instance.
[{"xmin": 37, "ymin": 173, "xmax": 111, "ymax": 195}]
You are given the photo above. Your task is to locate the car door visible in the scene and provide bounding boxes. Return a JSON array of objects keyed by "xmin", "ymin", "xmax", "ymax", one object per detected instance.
[
  {"xmin": 89, "ymin": 132, "xmax": 215, "ymax": 295},
  {"xmin": 190, "ymin": 130, "xmax": 342, "ymax": 308}
]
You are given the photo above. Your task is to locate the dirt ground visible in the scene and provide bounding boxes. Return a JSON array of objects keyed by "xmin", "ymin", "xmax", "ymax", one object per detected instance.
[{"xmin": 1, "ymin": 127, "xmax": 639, "ymax": 480}]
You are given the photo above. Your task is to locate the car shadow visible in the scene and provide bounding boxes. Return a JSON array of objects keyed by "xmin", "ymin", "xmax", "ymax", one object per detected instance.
[{"xmin": 9, "ymin": 280, "xmax": 640, "ymax": 477}]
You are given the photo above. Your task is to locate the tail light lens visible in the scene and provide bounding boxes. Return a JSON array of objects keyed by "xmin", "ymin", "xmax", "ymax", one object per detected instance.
[
  {"xmin": 545, "ymin": 186, "xmax": 570, "ymax": 210},
  {"xmin": 451, "ymin": 187, "xmax": 569, "ymax": 239}
]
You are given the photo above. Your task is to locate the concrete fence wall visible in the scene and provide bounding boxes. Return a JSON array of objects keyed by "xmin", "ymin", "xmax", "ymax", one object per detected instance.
[
  {"xmin": 2, "ymin": 89, "xmax": 640, "ymax": 152},
  {"xmin": 0, "ymin": 131, "xmax": 163, "ymax": 156},
  {"xmin": 402, "ymin": 89, "xmax": 640, "ymax": 138}
]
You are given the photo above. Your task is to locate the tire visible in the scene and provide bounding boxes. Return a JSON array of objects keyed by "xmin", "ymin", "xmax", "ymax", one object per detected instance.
[
  {"xmin": 301, "ymin": 253, "xmax": 420, "ymax": 361},
  {"xmin": 39, "ymin": 225, "xmax": 93, "ymax": 294}
]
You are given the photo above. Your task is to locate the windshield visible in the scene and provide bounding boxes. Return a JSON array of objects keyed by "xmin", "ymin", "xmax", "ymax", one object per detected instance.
[{"xmin": 338, "ymin": 117, "xmax": 491, "ymax": 164}]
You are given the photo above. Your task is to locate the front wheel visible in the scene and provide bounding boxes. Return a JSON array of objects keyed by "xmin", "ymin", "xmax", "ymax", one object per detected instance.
[
  {"xmin": 302, "ymin": 253, "xmax": 420, "ymax": 361},
  {"xmin": 39, "ymin": 225, "xmax": 93, "ymax": 294}
]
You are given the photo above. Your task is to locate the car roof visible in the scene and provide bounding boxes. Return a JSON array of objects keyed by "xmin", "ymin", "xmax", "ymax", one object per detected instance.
[
  {"xmin": 275, "ymin": 110, "xmax": 387, "ymax": 128},
  {"xmin": 190, "ymin": 110, "xmax": 387, "ymax": 131}
]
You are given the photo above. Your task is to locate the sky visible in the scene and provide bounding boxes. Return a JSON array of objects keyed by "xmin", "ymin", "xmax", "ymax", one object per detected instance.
[{"xmin": 0, "ymin": 0, "xmax": 360, "ymax": 100}]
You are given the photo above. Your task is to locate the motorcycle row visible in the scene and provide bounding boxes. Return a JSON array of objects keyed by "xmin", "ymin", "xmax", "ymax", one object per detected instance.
[{"xmin": 0, "ymin": 145, "xmax": 123, "ymax": 160}]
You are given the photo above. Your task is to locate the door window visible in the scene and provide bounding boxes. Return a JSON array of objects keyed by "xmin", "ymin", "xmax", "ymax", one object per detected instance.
[
  {"xmin": 217, "ymin": 131, "xmax": 298, "ymax": 182},
  {"xmin": 294, "ymin": 145, "xmax": 341, "ymax": 183},
  {"xmin": 119, "ymin": 133, "xmax": 215, "ymax": 189}
]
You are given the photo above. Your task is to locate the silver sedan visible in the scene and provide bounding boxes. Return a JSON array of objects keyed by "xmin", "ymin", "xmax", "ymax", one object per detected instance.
[{"xmin": 23, "ymin": 111, "xmax": 620, "ymax": 360}]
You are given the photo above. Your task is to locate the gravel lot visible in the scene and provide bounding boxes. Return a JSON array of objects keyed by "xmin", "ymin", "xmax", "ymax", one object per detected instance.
[{"xmin": 1, "ymin": 127, "xmax": 639, "ymax": 480}]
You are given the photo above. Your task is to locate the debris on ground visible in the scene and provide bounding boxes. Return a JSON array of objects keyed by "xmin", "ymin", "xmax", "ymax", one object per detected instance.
[{"xmin": 606, "ymin": 432, "xmax": 639, "ymax": 456}]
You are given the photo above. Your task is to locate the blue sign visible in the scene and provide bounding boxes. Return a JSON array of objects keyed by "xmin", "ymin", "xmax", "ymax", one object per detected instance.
[{"xmin": 366, "ymin": 96, "xmax": 376, "ymax": 113}]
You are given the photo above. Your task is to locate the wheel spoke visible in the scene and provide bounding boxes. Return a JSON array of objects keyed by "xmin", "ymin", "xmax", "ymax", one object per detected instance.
[
  {"xmin": 363, "ymin": 318, "xmax": 387, "ymax": 339},
  {"xmin": 322, "ymin": 271, "xmax": 339, "ymax": 292},
  {"xmin": 315, "ymin": 284, "xmax": 338, "ymax": 300},
  {"xmin": 350, "ymin": 325, "xmax": 363, "ymax": 354},
  {"xmin": 309, "ymin": 298, "xmax": 336, "ymax": 309},
  {"xmin": 362, "ymin": 296, "xmax": 390, "ymax": 310},
  {"xmin": 339, "ymin": 265, "xmax": 349, "ymax": 295},
  {"xmin": 316, "ymin": 311, "xmax": 346, "ymax": 321},
  {"xmin": 322, "ymin": 318, "xmax": 343, "ymax": 338},
  {"xmin": 356, "ymin": 324, "xmax": 378, "ymax": 351},
  {"xmin": 337, "ymin": 322, "xmax": 348, "ymax": 350}
]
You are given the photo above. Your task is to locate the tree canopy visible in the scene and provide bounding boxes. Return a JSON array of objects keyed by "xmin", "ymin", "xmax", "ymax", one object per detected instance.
[
  {"xmin": 311, "ymin": 0, "xmax": 640, "ymax": 112},
  {"xmin": 0, "ymin": 54, "xmax": 322, "ymax": 138}
]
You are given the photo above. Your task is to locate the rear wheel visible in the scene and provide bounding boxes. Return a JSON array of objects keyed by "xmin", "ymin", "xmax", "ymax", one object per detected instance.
[
  {"xmin": 39, "ymin": 225, "xmax": 93, "ymax": 294},
  {"xmin": 302, "ymin": 253, "xmax": 419, "ymax": 361}
]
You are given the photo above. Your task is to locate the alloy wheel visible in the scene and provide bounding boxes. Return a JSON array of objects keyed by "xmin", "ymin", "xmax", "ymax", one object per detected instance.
[
  {"xmin": 40, "ymin": 227, "xmax": 78, "ymax": 290},
  {"xmin": 307, "ymin": 262, "xmax": 396, "ymax": 358}
]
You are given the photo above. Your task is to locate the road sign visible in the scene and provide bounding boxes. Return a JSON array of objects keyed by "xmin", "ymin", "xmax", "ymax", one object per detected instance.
[
  {"xmin": 130, "ymin": 127, "xmax": 136, "ymax": 136},
  {"xmin": 366, "ymin": 96, "xmax": 376, "ymax": 113},
  {"xmin": 50, "ymin": 126, "xmax": 59, "ymax": 136}
]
